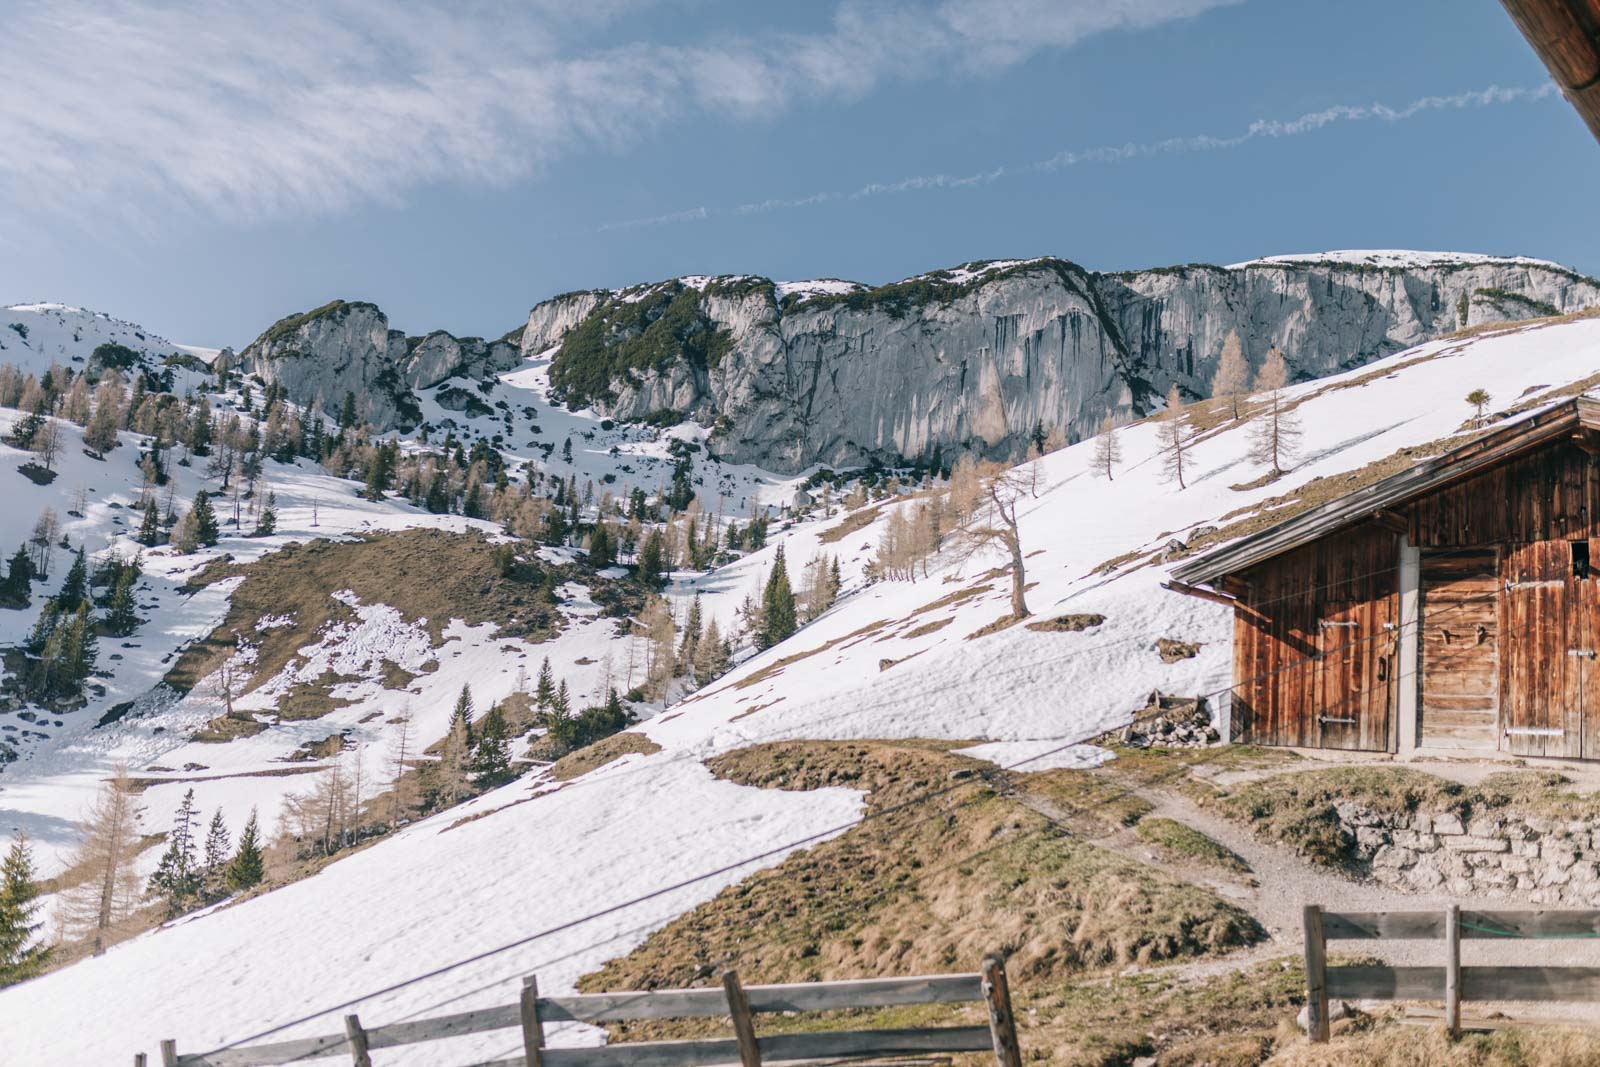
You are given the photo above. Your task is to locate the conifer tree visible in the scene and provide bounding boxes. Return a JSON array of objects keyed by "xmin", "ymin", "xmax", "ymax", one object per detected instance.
[
  {"xmin": 187, "ymin": 400, "xmax": 213, "ymax": 457},
  {"xmin": 201, "ymin": 810, "xmax": 230, "ymax": 900},
  {"xmin": 190, "ymin": 490, "xmax": 220, "ymax": 547},
  {"xmin": 136, "ymin": 498, "xmax": 162, "ymax": 546},
  {"xmin": 338, "ymin": 392, "xmax": 358, "ymax": 430},
  {"xmin": 0, "ymin": 545, "xmax": 32, "ymax": 607},
  {"xmin": 678, "ymin": 593, "xmax": 704, "ymax": 664},
  {"xmin": 472, "ymin": 704, "xmax": 512, "ymax": 783},
  {"xmin": 637, "ymin": 529, "xmax": 665, "ymax": 588},
  {"xmin": 450, "ymin": 684, "xmax": 476, "ymax": 749},
  {"xmin": 104, "ymin": 570, "xmax": 139, "ymax": 637},
  {"xmin": 692, "ymin": 618, "xmax": 731, "ymax": 684},
  {"xmin": 758, "ymin": 546, "xmax": 797, "ymax": 650},
  {"xmin": 535, "ymin": 657, "xmax": 555, "ymax": 712},
  {"xmin": 252, "ymin": 491, "xmax": 277, "ymax": 537},
  {"xmin": 62, "ymin": 603, "xmax": 98, "ymax": 690},
  {"xmin": 0, "ymin": 832, "xmax": 51, "ymax": 987},
  {"xmin": 55, "ymin": 547, "xmax": 88, "ymax": 613},
  {"xmin": 225, "ymin": 809, "xmax": 264, "ymax": 892},
  {"xmin": 148, "ymin": 788, "xmax": 202, "ymax": 917}
]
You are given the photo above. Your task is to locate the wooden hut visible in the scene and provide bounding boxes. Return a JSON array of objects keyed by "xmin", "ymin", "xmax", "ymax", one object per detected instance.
[
  {"xmin": 1502, "ymin": 0, "xmax": 1600, "ymax": 144},
  {"xmin": 1171, "ymin": 397, "xmax": 1600, "ymax": 760}
]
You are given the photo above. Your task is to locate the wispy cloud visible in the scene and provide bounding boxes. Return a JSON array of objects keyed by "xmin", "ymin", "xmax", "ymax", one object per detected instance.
[
  {"xmin": 601, "ymin": 83, "xmax": 1559, "ymax": 230},
  {"xmin": 0, "ymin": 0, "xmax": 1238, "ymax": 229}
]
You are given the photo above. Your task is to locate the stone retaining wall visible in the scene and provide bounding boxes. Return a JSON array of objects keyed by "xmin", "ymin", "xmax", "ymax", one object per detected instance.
[{"xmin": 1338, "ymin": 801, "xmax": 1600, "ymax": 903}]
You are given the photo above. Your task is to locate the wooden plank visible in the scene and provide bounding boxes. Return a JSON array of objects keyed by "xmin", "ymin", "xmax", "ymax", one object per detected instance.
[
  {"xmin": 342, "ymin": 1015, "xmax": 371, "ymax": 1067},
  {"xmin": 162, "ymin": 1041, "xmax": 179, "ymax": 1067},
  {"xmin": 1462, "ymin": 967, "xmax": 1600, "ymax": 1001},
  {"xmin": 1325, "ymin": 910, "xmax": 1600, "ymax": 940},
  {"xmin": 1326, "ymin": 965, "xmax": 1444, "ymax": 1000},
  {"xmin": 1445, "ymin": 906, "xmax": 1461, "ymax": 1037},
  {"xmin": 981, "ymin": 955, "xmax": 1023, "ymax": 1067},
  {"xmin": 521, "ymin": 976, "xmax": 545, "ymax": 1067},
  {"xmin": 524, "ymin": 1027, "xmax": 998, "ymax": 1067},
  {"xmin": 1303, "ymin": 905, "xmax": 1329, "ymax": 1043},
  {"xmin": 722, "ymin": 971, "xmax": 761, "ymax": 1067},
  {"xmin": 192, "ymin": 974, "xmax": 990, "ymax": 1064}
]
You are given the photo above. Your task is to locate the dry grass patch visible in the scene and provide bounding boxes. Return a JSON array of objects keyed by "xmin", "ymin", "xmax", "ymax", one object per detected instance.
[
  {"xmin": 549, "ymin": 731, "xmax": 662, "ymax": 781},
  {"xmin": 732, "ymin": 619, "xmax": 892, "ymax": 690},
  {"xmin": 190, "ymin": 713, "xmax": 268, "ymax": 743},
  {"xmin": 1025, "ymin": 613, "xmax": 1105, "ymax": 634},
  {"xmin": 582, "ymin": 740, "xmax": 1261, "ymax": 1001},
  {"xmin": 901, "ymin": 617, "xmax": 954, "ymax": 639},
  {"xmin": 1267, "ymin": 1022, "xmax": 1600, "ymax": 1066},
  {"xmin": 165, "ymin": 528, "xmax": 567, "ymax": 713},
  {"xmin": 1135, "ymin": 817, "xmax": 1251, "ymax": 874},
  {"xmin": 964, "ymin": 613, "xmax": 1024, "ymax": 640},
  {"xmin": 817, "ymin": 503, "xmax": 889, "ymax": 545}
]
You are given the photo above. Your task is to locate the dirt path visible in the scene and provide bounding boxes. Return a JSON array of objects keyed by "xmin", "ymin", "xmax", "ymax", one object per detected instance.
[{"xmin": 1020, "ymin": 777, "xmax": 1600, "ymax": 1024}]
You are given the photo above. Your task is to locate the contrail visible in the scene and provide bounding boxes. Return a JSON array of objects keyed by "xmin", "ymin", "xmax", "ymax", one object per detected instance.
[{"xmin": 598, "ymin": 83, "xmax": 1558, "ymax": 231}]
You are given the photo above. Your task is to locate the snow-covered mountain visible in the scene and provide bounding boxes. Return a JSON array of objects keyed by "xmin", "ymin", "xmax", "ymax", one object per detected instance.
[
  {"xmin": 2, "ymin": 269, "xmax": 1599, "ymax": 1062},
  {"xmin": 1, "ymin": 303, "xmax": 219, "ymax": 378}
]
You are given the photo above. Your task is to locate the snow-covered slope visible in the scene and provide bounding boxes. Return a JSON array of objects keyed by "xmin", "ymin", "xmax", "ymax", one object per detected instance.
[
  {"xmin": 0, "ymin": 303, "xmax": 208, "ymax": 377},
  {"xmin": 7, "ymin": 307, "xmax": 1600, "ymax": 1064}
]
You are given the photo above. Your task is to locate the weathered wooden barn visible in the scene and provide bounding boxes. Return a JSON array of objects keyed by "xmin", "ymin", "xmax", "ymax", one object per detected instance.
[{"xmin": 1171, "ymin": 397, "xmax": 1600, "ymax": 760}]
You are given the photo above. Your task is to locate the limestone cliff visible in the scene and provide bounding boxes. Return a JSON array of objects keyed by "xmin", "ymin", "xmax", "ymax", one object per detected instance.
[{"xmin": 520, "ymin": 253, "xmax": 1600, "ymax": 472}]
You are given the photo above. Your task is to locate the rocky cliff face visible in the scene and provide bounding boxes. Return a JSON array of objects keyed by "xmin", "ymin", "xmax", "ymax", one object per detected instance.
[
  {"xmin": 522, "ymin": 254, "xmax": 1600, "ymax": 472},
  {"xmin": 237, "ymin": 300, "xmax": 520, "ymax": 430}
]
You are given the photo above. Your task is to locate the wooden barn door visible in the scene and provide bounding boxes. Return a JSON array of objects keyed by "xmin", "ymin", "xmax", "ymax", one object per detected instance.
[
  {"xmin": 1312, "ymin": 596, "xmax": 1396, "ymax": 751},
  {"xmin": 1418, "ymin": 549, "xmax": 1500, "ymax": 753},
  {"xmin": 1501, "ymin": 541, "xmax": 1594, "ymax": 759}
]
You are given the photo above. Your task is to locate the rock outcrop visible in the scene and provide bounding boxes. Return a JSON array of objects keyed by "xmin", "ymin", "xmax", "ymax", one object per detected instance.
[
  {"xmin": 520, "ymin": 254, "xmax": 1600, "ymax": 472},
  {"xmin": 237, "ymin": 300, "xmax": 519, "ymax": 430}
]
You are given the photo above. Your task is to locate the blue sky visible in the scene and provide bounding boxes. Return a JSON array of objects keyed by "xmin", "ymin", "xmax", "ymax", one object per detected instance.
[{"xmin": 2, "ymin": 0, "xmax": 1595, "ymax": 348}]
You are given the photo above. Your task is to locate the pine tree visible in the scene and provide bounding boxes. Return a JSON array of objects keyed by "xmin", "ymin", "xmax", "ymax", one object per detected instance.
[
  {"xmin": 104, "ymin": 569, "xmax": 139, "ymax": 637},
  {"xmin": 587, "ymin": 522, "xmax": 615, "ymax": 567},
  {"xmin": 758, "ymin": 546, "xmax": 798, "ymax": 649},
  {"xmin": 148, "ymin": 788, "xmax": 202, "ymax": 917},
  {"xmin": 201, "ymin": 810, "xmax": 230, "ymax": 900},
  {"xmin": 136, "ymin": 499, "xmax": 162, "ymax": 546},
  {"xmin": 225, "ymin": 809, "xmax": 264, "ymax": 892},
  {"xmin": 1090, "ymin": 416, "xmax": 1123, "ymax": 480},
  {"xmin": 0, "ymin": 544, "xmax": 32, "ymax": 607},
  {"xmin": 678, "ymin": 593, "xmax": 704, "ymax": 664},
  {"xmin": 472, "ymin": 704, "xmax": 512, "ymax": 783},
  {"xmin": 450, "ymin": 684, "xmax": 476, "ymax": 750},
  {"xmin": 190, "ymin": 491, "xmax": 220, "ymax": 547},
  {"xmin": 253, "ymin": 491, "xmax": 277, "ymax": 537},
  {"xmin": 338, "ymin": 391, "xmax": 358, "ymax": 430},
  {"xmin": 535, "ymin": 657, "xmax": 555, "ymax": 712},
  {"xmin": 62, "ymin": 603, "xmax": 98, "ymax": 691},
  {"xmin": 187, "ymin": 400, "xmax": 213, "ymax": 457},
  {"xmin": 0, "ymin": 832, "xmax": 51, "ymax": 987},
  {"xmin": 55, "ymin": 547, "xmax": 88, "ymax": 613},
  {"xmin": 637, "ymin": 529, "xmax": 665, "ymax": 588}
]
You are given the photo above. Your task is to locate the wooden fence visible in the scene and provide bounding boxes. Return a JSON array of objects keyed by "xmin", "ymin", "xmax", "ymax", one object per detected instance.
[
  {"xmin": 139, "ymin": 955, "xmax": 1021, "ymax": 1067},
  {"xmin": 1303, "ymin": 904, "xmax": 1600, "ymax": 1041}
]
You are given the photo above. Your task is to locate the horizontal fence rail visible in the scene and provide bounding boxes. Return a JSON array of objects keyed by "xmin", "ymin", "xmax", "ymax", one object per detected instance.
[
  {"xmin": 151, "ymin": 957, "xmax": 1021, "ymax": 1067},
  {"xmin": 1303, "ymin": 904, "xmax": 1600, "ymax": 1042}
]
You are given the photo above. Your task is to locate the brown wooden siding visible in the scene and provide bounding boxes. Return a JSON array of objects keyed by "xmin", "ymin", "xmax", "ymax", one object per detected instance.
[
  {"xmin": 1231, "ymin": 524, "xmax": 1398, "ymax": 751},
  {"xmin": 1228, "ymin": 441, "xmax": 1600, "ymax": 757}
]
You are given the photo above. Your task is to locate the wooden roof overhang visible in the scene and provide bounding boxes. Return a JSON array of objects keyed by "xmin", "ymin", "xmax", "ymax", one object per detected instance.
[
  {"xmin": 1171, "ymin": 397, "xmax": 1600, "ymax": 589},
  {"xmin": 1502, "ymin": 0, "xmax": 1600, "ymax": 143}
]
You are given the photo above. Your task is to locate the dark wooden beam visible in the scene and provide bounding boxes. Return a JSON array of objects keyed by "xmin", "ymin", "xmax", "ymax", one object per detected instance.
[
  {"xmin": 1501, "ymin": 0, "xmax": 1600, "ymax": 145},
  {"xmin": 1219, "ymin": 575, "xmax": 1252, "ymax": 599},
  {"xmin": 1573, "ymin": 430, "xmax": 1600, "ymax": 456},
  {"xmin": 1369, "ymin": 509, "xmax": 1410, "ymax": 535},
  {"xmin": 1163, "ymin": 579, "xmax": 1244, "ymax": 611}
]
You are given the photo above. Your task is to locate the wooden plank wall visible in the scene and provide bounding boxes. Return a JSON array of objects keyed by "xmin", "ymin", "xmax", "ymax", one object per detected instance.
[
  {"xmin": 1418, "ymin": 550, "xmax": 1499, "ymax": 752},
  {"xmin": 1232, "ymin": 524, "xmax": 1398, "ymax": 750},
  {"xmin": 1231, "ymin": 442, "xmax": 1600, "ymax": 755}
]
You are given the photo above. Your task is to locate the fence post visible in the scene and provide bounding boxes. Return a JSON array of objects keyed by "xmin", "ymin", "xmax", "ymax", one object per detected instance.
[
  {"xmin": 135, "ymin": 1055, "xmax": 147, "ymax": 1067},
  {"xmin": 1302, "ymin": 904, "xmax": 1329, "ymax": 1044},
  {"xmin": 520, "ymin": 975, "xmax": 546, "ymax": 1067},
  {"xmin": 344, "ymin": 1014, "xmax": 372, "ymax": 1067},
  {"xmin": 1445, "ymin": 903, "xmax": 1461, "ymax": 1038},
  {"xmin": 159, "ymin": 1039, "xmax": 178, "ymax": 1067},
  {"xmin": 723, "ymin": 969, "xmax": 762, "ymax": 1067},
  {"xmin": 981, "ymin": 953, "xmax": 1023, "ymax": 1067}
]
